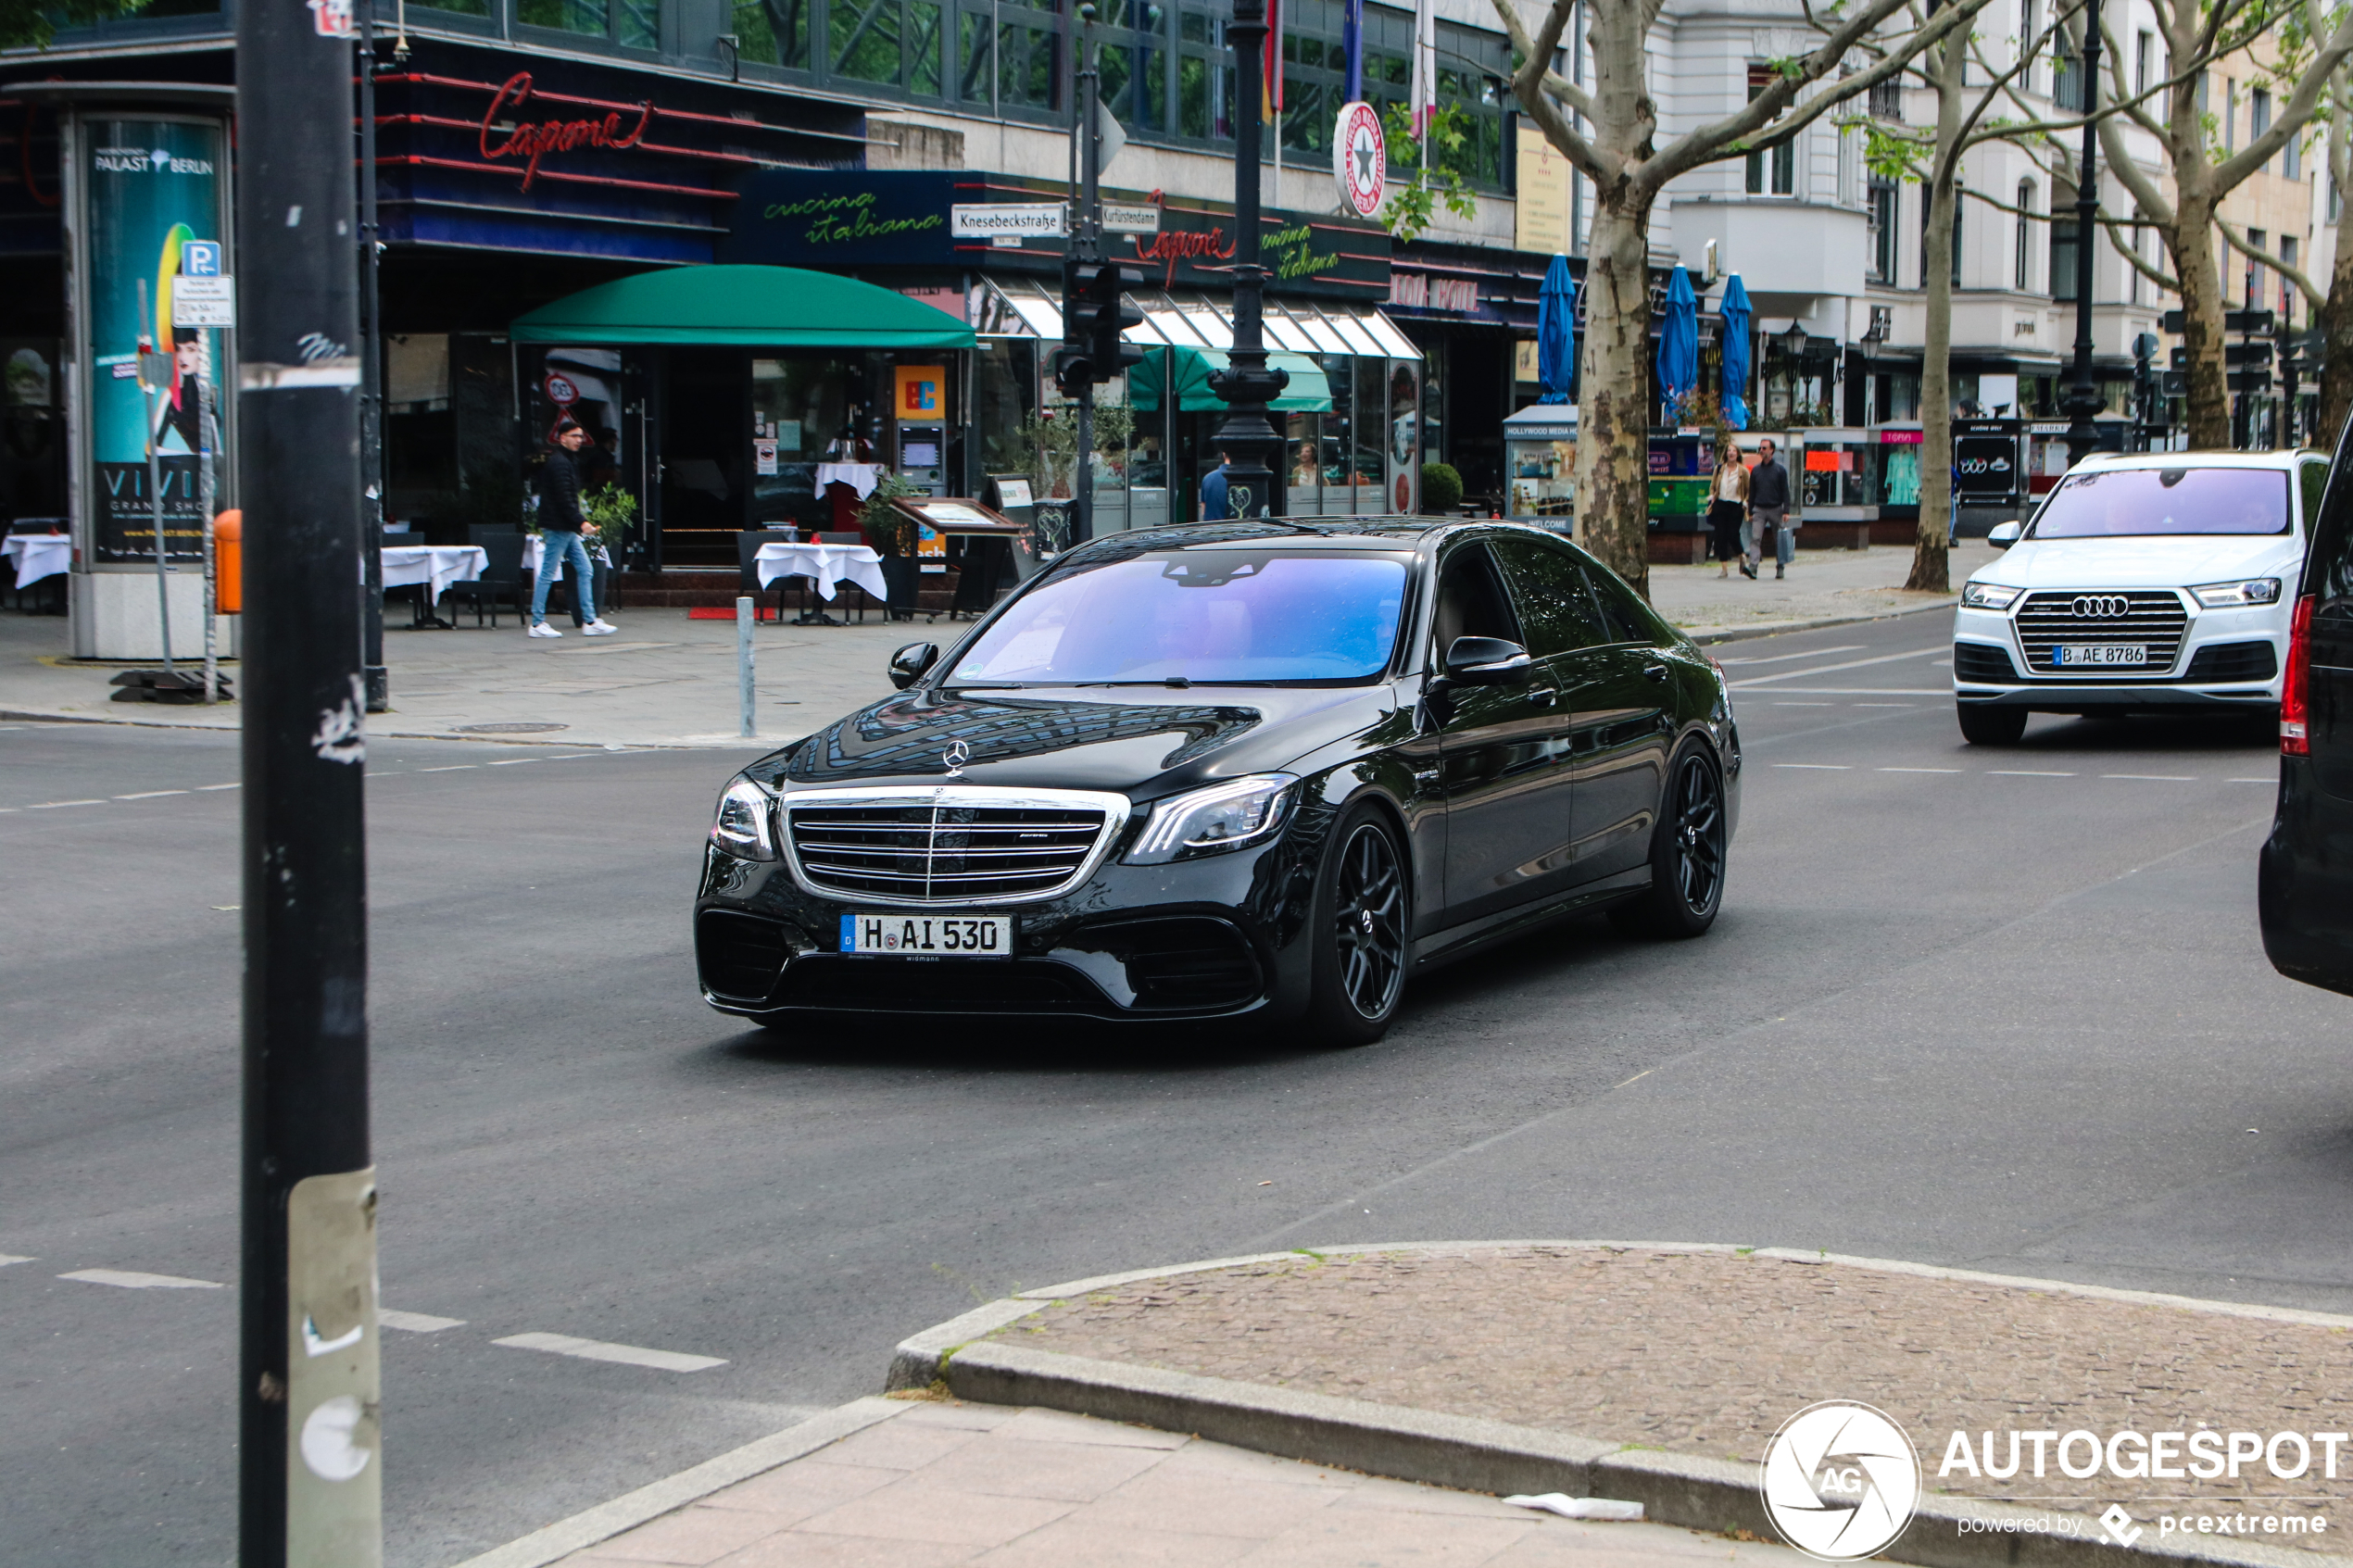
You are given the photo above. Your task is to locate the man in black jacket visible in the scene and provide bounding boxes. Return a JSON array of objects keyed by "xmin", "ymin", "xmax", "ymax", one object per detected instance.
[
  {"xmin": 1745, "ymin": 438, "xmax": 1792, "ymax": 580},
  {"xmin": 529, "ymin": 420, "xmax": 617, "ymax": 638}
]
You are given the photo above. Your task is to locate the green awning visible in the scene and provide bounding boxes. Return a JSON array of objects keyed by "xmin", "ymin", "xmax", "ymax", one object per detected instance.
[
  {"xmin": 1132, "ymin": 346, "xmax": 1332, "ymax": 412},
  {"xmin": 510, "ymin": 264, "xmax": 976, "ymax": 350}
]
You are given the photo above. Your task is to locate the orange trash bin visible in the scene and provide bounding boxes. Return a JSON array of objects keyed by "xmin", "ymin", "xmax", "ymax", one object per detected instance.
[{"xmin": 213, "ymin": 510, "xmax": 242, "ymax": 614}]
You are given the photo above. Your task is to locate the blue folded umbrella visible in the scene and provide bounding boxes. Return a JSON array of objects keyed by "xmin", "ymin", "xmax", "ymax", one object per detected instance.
[
  {"xmin": 1537, "ymin": 255, "xmax": 1577, "ymax": 407},
  {"xmin": 1656, "ymin": 265, "xmax": 1698, "ymax": 419},
  {"xmin": 1718, "ymin": 273, "xmax": 1753, "ymax": 430}
]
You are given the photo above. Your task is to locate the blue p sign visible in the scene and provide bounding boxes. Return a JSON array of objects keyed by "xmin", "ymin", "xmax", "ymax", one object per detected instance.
[{"xmin": 182, "ymin": 240, "xmax": 222, "ymax": 277}]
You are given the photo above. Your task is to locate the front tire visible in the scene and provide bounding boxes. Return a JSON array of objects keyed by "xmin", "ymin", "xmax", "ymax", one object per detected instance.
[
  {"xmin": 1303, "ymin": 803, "xmax": 1409, "ymax": 1047},
  {"xmin": 1611, "ymin": 742, "xmax": 1727, "ymax": 940},
  {"xmin": 1957, "ymin": 703, "xmax": 2029, "ymax": 745}
]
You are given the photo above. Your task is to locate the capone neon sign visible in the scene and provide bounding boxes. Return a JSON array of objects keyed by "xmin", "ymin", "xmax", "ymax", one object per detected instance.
[{"xmin": 479, "ymin": 72, "xmax": 651, "ymax": 192}]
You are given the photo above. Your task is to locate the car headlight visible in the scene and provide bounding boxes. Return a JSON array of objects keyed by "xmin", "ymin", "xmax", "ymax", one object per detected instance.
[
  {"xmin": 2190, "ymin": 577, "xmax": 2283, "ymax": 608},
  {"xmin": 1125, "ymin": 774, "xmax": 1297, "ymax": 864},
  {"xmin": 710, "ymin": 777, "xmax": 778, "ymax": 860},
  {"xmin": 1961, "ymin": 582, "xmax": 2022, "ymax": 610}
]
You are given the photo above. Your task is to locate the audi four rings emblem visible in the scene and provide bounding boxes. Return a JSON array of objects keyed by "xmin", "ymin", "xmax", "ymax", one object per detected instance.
[{"xmin": 2071, "ymin": 595, "xmax": 2132, "ymax": 618}]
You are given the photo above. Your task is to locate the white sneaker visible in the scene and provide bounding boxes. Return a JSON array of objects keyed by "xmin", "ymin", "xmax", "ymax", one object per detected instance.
[
  {"xmin": 528, "ymin": 622, "xmax": 562, "ymax": 638},
  {"xmin": 582, "ymin": 620, "xmax": 619, "ymax": 636}
]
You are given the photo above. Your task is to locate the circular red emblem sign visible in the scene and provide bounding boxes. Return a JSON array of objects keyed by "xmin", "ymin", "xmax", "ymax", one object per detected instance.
[
  {"xmin": 543, "ymin": 370, "xmax": 580, "ymax": 408},
  {"xmin": 1394, "ymin": 474, "xmax": 1411, "ymax": 513},
  {"xmin": 1333, "ymin": 101, "xmax": 1387, "ymax": 220}
]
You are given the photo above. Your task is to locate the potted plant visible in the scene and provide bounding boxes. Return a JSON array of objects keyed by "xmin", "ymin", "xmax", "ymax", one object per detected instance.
[{"xmin": 860, "ymin": 472, "xmax": 929, "ymax": 619}]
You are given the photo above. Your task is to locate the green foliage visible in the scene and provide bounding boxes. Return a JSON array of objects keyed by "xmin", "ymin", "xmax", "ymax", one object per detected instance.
[
  {"xmin": 1420, "ymin": 461, "xmax": 1464, "ymax": 512},
  {"xmin": 859, "ymin": 471, "xmax": 930, "ymax": 556},
  {"xmin": 0, "ymin": 0, "xmax": 143, "ymax": 48},
  {"xmin": 1378, "ymin": 103, "xmax": 1479, "ymax": 244}
]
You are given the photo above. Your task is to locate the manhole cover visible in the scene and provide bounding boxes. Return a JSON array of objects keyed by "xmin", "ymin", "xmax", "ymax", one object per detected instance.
[{"xmin": 455, "ymin": 722, "xmax": 569, "ymax": 734}]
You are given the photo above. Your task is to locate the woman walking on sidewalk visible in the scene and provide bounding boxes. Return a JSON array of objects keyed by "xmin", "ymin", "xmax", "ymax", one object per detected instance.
[
  {"xmin": 530, "ymin": 420, "xmax": 618, "ymax": 639},
  {"xmin": 1706, "ymin": 440, "xmax": 1748, "ymax": 577}
]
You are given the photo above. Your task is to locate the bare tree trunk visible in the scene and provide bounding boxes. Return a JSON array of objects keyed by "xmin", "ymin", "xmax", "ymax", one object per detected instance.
[
  {"xmin": 1906, "ymin": 31, "xmax": 1966, "ymax": 593},
  {"xmin": 2171, "ymin": 202, "xmax": 2233, "ymax": 449},
  {"xmin": 1578, "ymin": 189, "xmax": 1655, "ymax": 596}
]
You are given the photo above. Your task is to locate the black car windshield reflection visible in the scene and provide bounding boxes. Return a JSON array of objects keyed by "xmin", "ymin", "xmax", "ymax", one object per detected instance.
[
  {"xmin": 2030, "ymin": 467, "xmax": 2291, "ymax": 537},
  {"xmin": 947, "ymin": 549, "xmax": 1411, "ymax": 686}
]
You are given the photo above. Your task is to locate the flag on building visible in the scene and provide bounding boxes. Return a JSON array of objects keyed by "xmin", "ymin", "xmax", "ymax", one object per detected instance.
[
  {"xmin": 1341, "ymin": 0, "xmax": 1364, "ymax": 101},
  {"xmin": 1264, "ymin": 0, "xmax": 1283, "ymax": 120}
]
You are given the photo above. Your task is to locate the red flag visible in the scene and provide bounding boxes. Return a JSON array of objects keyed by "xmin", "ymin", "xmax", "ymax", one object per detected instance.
[{"xmin": 1265, "ymin": 0, "xmax": 1283, "ymax": 119}]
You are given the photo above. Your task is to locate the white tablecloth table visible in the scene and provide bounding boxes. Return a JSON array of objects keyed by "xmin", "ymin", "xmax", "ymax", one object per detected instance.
[
  {"xmin": 755, "ymin": 540, "xmax": 887, "ymax": 603},
  {"xmin": 521, "ymin": 534, "xmax": 612, "ymax": 583},
  {"xmin": 381, "ymin": 545, "xmax": 488, "ymax": 603},
  {"xmin": 5, "ymin": 534, "xmax": 70, "ymax": 588},
  {"xmin": 814, "ymin": 462, "xmax": 885, "ymax": 500}
]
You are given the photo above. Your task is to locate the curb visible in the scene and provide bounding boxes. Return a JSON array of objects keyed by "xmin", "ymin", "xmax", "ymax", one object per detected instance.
[
  {"xmin": 887, "ymin": 1240, "xmax": 2353, "ymax": 1568},
  {"xmin": 0, "ymin": 704, "xmax": 779, "ymax": 748},
  {"xmin": 1680, "ymin": 595, "xmax": 1959, "ymax": 646},
  {"xmin": 445, "ymin": 1396, "xmax": 911, "ymax": 1568}
]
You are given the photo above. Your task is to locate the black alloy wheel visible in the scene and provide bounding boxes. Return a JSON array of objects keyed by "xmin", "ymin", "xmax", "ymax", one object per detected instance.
[
  {"xmin": 1613, "ymin": 743, "xmax": 1727, "ymax": 939},
  {"xmin": 1306, "ymin": 804, "xmax": 1409, "ymax": 1046}
]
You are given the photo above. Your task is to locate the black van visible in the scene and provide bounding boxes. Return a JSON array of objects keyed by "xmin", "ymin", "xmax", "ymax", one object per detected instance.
[{"xmin": 2259, "ymin": 430, "xmax": 2353, "ymax": 996}]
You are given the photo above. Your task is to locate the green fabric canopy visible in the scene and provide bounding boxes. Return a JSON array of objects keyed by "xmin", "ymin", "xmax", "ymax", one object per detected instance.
[
  {"xmin": 1131, "ymin": 346, "xmax": 1332, "ymax": 412},
  {"xmin": 510, "ymin": 264, "xmax": 975, "ymax": 349}
]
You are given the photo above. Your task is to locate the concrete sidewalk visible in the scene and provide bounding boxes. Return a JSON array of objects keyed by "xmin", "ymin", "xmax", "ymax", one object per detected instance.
[{"xmin": 0, "ymin": 543, "xmax": 1986, "ymax": 747}]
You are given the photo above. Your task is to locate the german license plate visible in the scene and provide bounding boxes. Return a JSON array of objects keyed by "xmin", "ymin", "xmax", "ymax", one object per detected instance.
[
  {"xmin": 839, "ymin": 912, "xmax": 1013, "ymax": 958},
  {"xmin": 2055, "ymin": 644, "xmax": 2146, "ymax": 667}
]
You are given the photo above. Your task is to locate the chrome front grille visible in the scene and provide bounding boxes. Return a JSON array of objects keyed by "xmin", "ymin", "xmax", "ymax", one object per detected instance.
[
  {"xmin": 783, "ymin": 788, "xmax": 1126, "ymax": 905},
  {"xmin": 2014, "ymin": 590, "xmax": 2189, "ymax": 675}
]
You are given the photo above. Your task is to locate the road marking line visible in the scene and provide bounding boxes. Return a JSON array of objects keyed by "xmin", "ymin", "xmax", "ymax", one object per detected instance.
[
  {"xmin": 1988, "ymin": 770, "xmax": 2075, "ymax": 776},
  {"xmin": 1771, "ymin": 701, "xmax": 1833, "ymax": 707},
  {"xmin": 417, "ymin": 764, "xmax": 477, "ymax": 772},
  {"xmin": 1774, "ymin": 763, "xmax": 1852, "ymax": 770},
  {"xmin": 493, "ymin": 1332, "xmax": 725, "ymax": 1373},
  {"xmin": 2229, "ymin": 777, "xmax": 2275, "ymax": 784},
  {"xmin": 197, "ymin": 783, "xmax": 241, "ymax": 791},
  {"xmin": 27, "ymin": 799, "xmax": 105, "ymax": 809},
  {"xmin": 1718, "ymin": 644, "xmax": 1865, "ymax": 667},
  {"xmin": 1730, "ymin": 646, "xmax": 1948, "ymax": 688},
  {"xmin": 487, "ymin": 759, "xmax": 544, "ymax": 766},
  {"xmin": 1851, "ymin": 702, "xmax": 1915, "ymax": 708},
  {"xmin": 380, "ymin": 1309, "xmax": 466, "ymax": 1333},
  {"xmin": 115, "ymin": 790, "xmax": 190, "ymax": 799},
  {"xmin": 1736, "ymin": 687, "xmax": 1952, "ymax": 696},
  {"xmin": 2102, "ymin": 773, "xmax": 2196, "ymax": 782},
  {"xmin": 1878, "ymin": 767, "xmax": 1962, "ymax": 773},
  {"xmin": 0, "ymin": 1253, "xmax": 32, "ymax": 1267},
  {"xmin": 60, "ymin": 1268, "xmax": 223, "ymax": 1290}
]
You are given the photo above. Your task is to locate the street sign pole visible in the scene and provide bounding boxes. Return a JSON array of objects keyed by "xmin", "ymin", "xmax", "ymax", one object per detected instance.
[
  {"xmin": 2058, "ymin": 0, "xmax": 2103, "ymax": 469},
  {"xmin": 135, "ymin": 279, "xmax": 176, "ymax": 673},
  {"xmin": 359, "ymin": 0, "xmax": 388, "ymax": 709},
  {"xmin": 1209, "ymin": 0, "xmax": 1287, "ymax": 519},
  {"xmin": 236, "ymin": 0, "xmax": 381, "ymax": 1561},
  {"xmin": 1069, "ymin": 5, "xmax": 1101, "ymax": 546}
]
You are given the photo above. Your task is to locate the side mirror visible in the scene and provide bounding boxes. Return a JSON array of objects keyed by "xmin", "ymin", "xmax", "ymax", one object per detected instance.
[
  {"xmin": 1441, "ymin": 635, "xmax": 1534, "ymax": 686},
  {"xmin": 1987, "ymin": 521, "xmax": 2022, "ymax": 550},
  {"xmin": 888, "ymin": 642, "xmax": 940, "ymax": 690}
]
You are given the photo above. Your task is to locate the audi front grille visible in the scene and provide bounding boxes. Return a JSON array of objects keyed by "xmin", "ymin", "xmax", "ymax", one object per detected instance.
[
  {"xmin": 782, "ymin": 787, "xmax": 1128, "ymax": 906},
  {"xmin": 2013, "ymin": 590, "xmax": 2190, "ymax": 676}
]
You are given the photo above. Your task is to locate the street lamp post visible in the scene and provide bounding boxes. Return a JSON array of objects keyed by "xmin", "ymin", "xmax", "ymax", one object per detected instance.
[
  {"xmin": 2060, "ymin": 0, "xmax": 2105, "ymax": 468},
  {"xmin": 1207, "ymin": 0, "xmax": 1286, "ymax": 519}
]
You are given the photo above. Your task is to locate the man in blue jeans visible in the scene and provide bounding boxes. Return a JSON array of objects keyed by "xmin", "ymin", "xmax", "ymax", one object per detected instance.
[{"xmin": 530, "ymin": 420, "xmax": 617, "ymax": 638}]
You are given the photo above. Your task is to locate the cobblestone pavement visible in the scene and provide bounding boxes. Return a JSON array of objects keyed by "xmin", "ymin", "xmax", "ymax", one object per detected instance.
[
  {"xmin": 561, "ymin": 1399, "xmax": 1807, "ymax": 1568},
  {"xmin": 1002, "ymin": 1248, "xmax": 2353, "ymax": 1545}
]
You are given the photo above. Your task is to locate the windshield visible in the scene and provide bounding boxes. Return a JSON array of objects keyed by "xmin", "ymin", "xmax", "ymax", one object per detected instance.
[
  {"xmin": 947, "ymin": 550, "xmax": 1411, "ymax": 686},
  {"xmin": 2030, "ymin": 467, "xmax": 2291, "ymax": 538}
]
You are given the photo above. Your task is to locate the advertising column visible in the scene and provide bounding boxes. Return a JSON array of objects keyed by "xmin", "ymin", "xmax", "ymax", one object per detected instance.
[{"xmin": 67, "ymin": 112, "xmax": 233, "ymax": 659}]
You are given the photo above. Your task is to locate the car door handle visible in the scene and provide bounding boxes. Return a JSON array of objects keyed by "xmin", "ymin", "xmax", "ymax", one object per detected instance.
[
  {"xmin": 1528, "ymin": 685, "xmax": 1558, "ymax": 707},
  {"xmin": 1642, "ymin": 662, "xmax": 1671, "ymax": 683}
]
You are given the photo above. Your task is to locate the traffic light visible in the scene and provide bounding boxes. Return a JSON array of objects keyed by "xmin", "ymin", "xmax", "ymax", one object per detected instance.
[{"xmin": 1059, "ymin": 259, "xmax": 1145, "ymax": 389}]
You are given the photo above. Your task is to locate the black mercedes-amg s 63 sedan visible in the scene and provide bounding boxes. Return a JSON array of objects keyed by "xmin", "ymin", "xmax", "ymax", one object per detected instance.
[{"xmin": 695, "ymin": 519, "xmax": 1740, "ymax": 1046}]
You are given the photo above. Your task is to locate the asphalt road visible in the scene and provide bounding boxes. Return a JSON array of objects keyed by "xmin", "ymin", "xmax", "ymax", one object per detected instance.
[{"xmin": 5, "ymin": 608, "xmax": 2346, "ymax": 1567}]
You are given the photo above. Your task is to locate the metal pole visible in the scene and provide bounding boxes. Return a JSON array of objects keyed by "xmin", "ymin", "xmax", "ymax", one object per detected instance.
[
  {"xmin": 737, "ymin": 596, "xmax": 756, "ymax": 737},
  {"xmin": 137, "ymin": 279, "xmax": 176, "ymax": 672},
  {"xmin": 1072, "ymin": 8, "xmax": 1100, "ymax": 546},
  {"xmin": 1208, "ymin": 0, "xmax": 1285, "ymax": 518},
  {"xmin": 2059, "ymin": 0, "xmax": 2103, "ymax": 469},
  {"xmin": 237, "ymin": 0, "xmax": 378, "ymax": 1555},
  {"xmin": 202, "ymin": 375, "xmax": 219, "ymax": 702},
  {"xmin": 359, "ymin": 0, "xmax": 388, "ymax": 709}
]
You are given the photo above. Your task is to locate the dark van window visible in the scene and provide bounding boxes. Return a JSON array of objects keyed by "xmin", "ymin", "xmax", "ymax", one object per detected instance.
[{"xmin": 1491, "ymin": 536, "xmax": 1610, "ymax": 658}]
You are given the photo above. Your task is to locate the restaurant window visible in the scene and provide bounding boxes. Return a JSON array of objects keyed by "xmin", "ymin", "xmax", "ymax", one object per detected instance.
[
  {"xmin": 416, "ymin": 0, "xmax": 490, "ymax": 18},
  {"xmin": 520, "ymin": 0, "xmax": 659, "ymax": 50},
  {"xmin": 736, "ymin": 0, "xmax": 812, "ymax": 69},
  {"xmin": 1177, "ymin": 1, "xmax": 1231, "ymax": 140},
  {"xmin": 1430, "ymin": 22, "xmax": 1510, "ymax": 189},
  {"xmin": 825, "ymin": 0, "xmax": 947, "ymax": 94},
  {"xmin": 1098, "ymin": 0, "xmax": 1171, "ymax": 132},
  {"xmin": 1745, "ymin": 65, "xmax": 1794, "ymax": 195}
]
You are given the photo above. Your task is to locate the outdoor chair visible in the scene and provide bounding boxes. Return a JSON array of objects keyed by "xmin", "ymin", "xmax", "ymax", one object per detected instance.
[
  {"xmin": 736, "ymin": 528, "xmax": 797, "ymax": 623},
  {"xmin": 444, "ymin": 531, "xmax": 528, "ymax": 628}
]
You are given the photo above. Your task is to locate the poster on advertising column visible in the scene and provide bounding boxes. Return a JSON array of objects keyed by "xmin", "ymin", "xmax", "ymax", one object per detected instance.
[{"xmin": 76, "ymin": 117, "xmax": 230, "ymax": 562}]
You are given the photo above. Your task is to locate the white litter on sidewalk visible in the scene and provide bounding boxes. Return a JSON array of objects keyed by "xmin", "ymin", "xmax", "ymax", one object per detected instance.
[{"xmin": 1504, "ymin": 1493, "xmax": 1647, "ymax": 1521}]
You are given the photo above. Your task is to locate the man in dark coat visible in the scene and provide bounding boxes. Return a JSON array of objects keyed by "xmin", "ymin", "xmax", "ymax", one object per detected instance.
[
  {"xmin": 1745, "ymin": 438, "xmax": 1793, "ymax": 580},
  {"xmin": 528, "ymin": 420, "xmax": 617, "ymax": 638}
]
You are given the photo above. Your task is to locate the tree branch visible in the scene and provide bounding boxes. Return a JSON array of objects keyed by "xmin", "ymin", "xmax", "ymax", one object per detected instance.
[
  {"xmin": 2218, "ymin": 219, "xmax": 2325, "ymax": 307},
  {"xmin": 2095, "ymin": 211, "xmax": 2180, "ymax": 292},
  {"xmin": 2210, "ymin": 5, "xmax": 2353, "ymax": 190},
  {"xmin": 1491, "ymin": 0, "xmax": 1615, "ymax": 181}
]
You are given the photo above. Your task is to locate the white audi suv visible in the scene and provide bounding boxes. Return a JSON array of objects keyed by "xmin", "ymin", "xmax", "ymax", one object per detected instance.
[{"xmin": 1952, "ymin": 449, "xmax": 2324, "ymax": 745}]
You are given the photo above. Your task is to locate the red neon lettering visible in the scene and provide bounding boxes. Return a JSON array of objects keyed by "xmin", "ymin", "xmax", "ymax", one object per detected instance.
[
  {"xmin": 479, "ymin": 71, "xmax": 653, "ymax": 192},
  {"xmin": 1130, "ymin": 226, "xmax": 1234, "ymax": 285}
]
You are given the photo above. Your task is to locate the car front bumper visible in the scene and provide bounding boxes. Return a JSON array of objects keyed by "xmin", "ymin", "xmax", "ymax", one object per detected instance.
[
  {"xmin": 1953, "ymin": 603, "xmax": 2284, "ymax": 710},
  {"xmin": 693, "ymin": 827, "xmax": 1321, "ymax": 1024}
]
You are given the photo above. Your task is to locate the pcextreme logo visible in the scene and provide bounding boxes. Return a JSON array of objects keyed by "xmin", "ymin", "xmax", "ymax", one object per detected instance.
[{"xmin": 1759, "ymin": 1401, "xmax": 1923, "ymax": 1562}]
